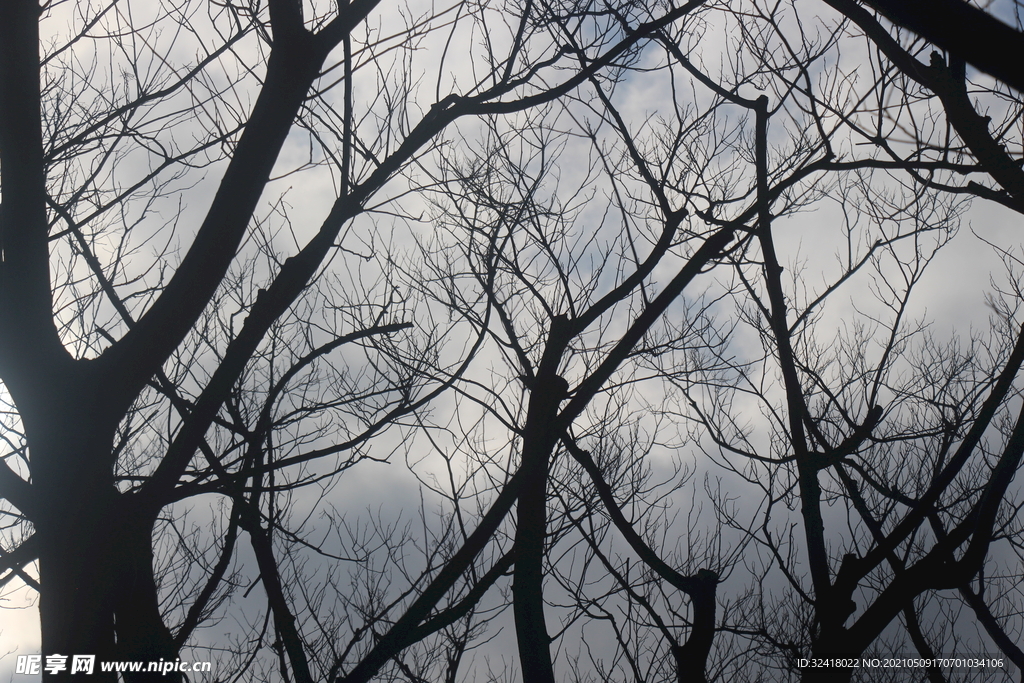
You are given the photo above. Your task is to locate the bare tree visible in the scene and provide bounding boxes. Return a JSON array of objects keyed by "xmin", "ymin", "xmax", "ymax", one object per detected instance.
[
  {"xmin": 408, "ymin": 2, "xmax": 1024, "ymax": 681},
  {"xmin": 0, "ymin": 0, "xmax": 729, "ymax": 680},
  {"xmin": 5, "ymin": 1, "xmax": 1024, "ymax": 682},
  {"xmin": 413, "ymin": 102, "xmax": 735, "ymax": 681},
  {"xmin": 667, "ymin": 2, "xmax": 1024, "ymax": 680}
]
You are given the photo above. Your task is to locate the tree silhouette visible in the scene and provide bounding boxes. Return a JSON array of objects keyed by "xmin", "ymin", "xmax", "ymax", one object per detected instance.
[
  {"xmin": 3, "ymin": 1, "xmax": 1024, "ymax": 682},
  {"xmin": 0, "ymin": 0, "xmax": 721, "ymax": 680}
]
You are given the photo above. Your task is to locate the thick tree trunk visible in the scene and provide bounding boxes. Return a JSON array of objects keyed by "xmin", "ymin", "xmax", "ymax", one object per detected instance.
[
  {"xmin": 672, "ymin": 569, "xmax": 718, "ymax": 683},
  {"xmin": 37, "ymin": 510, "xmax": 181, "ymax": 682},
  {"xmin": 512, "ymin": 321, "xmax": 570, "ymax": 683},
  {"xmin": 37, "ymin": 501, "xmax": 119, "ymax": 683},
  {"xmin": 29, "ymin": 399, "xmax": 113, "ymax": 680},
  {"xmin": 114, "ymin": 521, "xmax": 182, "ymax": 683},
  {"xmin": 30, "ymin": 397, "xmax": 180, "ymax": 682},
  {"xmin": 511, "ymin": 432, "xmax": 556, "ymax": 683},
  {"xmin": 36, "ymin": 477, "xmax": 181, "ymax": 681}
]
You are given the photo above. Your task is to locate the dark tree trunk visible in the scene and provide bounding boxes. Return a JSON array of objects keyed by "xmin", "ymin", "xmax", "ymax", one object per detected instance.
[
  {"xmin": 672, "ymin": 569, "xmax": 718, "ymax": 683},
  {"xmin": 33, "ymin": 413, "xmax": 120, "ymax": 683},
  {"xmin": 511, "ymin": 432, "xmax": 557, "ymax": 683},
  {"xmin": 512, "ymin": 319, "xmax": 571, "ymax": 683},
  {"xmin": 30, "ymin": 388, "xmax": 181, "ymax": 682},
  {"xmin": 37, "ymin": 503, "xmax": 118, "ymax": 683},
  {"xmin": 114, "ymin": 521, "xmax": 182, "ymax": 683}
]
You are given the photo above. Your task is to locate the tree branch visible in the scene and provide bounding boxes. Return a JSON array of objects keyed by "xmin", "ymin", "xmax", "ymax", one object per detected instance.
[
  {"xmin": 853, "ymin": 0, "xmax": 1024, "ymax": 93},
  {"xmin": 0, "ymin": 0, "xmax": 72, "ymax": 404}
]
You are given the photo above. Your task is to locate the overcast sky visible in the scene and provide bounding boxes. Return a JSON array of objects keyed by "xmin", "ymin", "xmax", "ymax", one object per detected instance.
[{"xmin": 2, "ymin": 1, "xmax": 1024, "ymax": 681}]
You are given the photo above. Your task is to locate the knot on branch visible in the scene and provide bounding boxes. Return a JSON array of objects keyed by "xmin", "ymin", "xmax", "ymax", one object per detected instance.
[
  {"xmin": 519, "ymin": 373, "xmax": 569, "ymax": 398},
  {"xmin": 696, "ymin": 568, "xmax": 719, "ymax": 585}
]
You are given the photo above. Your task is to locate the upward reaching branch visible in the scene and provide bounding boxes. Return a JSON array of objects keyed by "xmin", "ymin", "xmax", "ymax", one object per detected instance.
[
  {"xmin": 101, "ymin": 34, "xmax": 330, "ymax": 420},
  {"xmin": 0, "ymin": 0, "xmax": 71, "ymax": 405}
]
